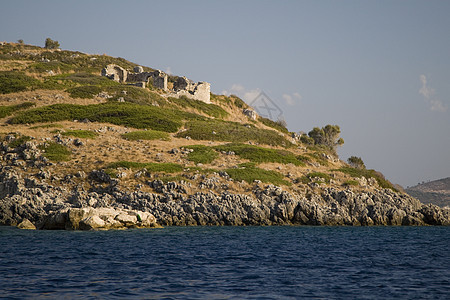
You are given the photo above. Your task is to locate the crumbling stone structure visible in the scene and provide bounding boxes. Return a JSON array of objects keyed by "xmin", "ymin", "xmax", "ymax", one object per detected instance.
[
  {"xmin": 101, "ymin": 64, "xmax": 210, "ymax": 103},
  {"xmin": 173, "ymin": 76, "xmax": 211, "ymax": 104}
]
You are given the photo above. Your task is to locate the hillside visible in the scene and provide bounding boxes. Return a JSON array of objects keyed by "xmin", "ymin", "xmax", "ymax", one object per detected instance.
[
  {"xmin": 406, "ymin": 178, "xmax": 450, "ymax": 208},
  {"xmin": 0, "ymin": 42, "xmax": 449, "ymax": 229}
]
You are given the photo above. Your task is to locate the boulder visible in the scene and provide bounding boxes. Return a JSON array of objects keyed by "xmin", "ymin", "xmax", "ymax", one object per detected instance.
[{"xmin": 17, "ymin": 219, "xmax": 36, "ymax": 230}]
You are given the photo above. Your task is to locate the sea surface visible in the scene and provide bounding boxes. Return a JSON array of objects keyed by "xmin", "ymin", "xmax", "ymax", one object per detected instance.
[{"xmin": 0, "ymin": 226, "xmax": 449, "ymax": 299}]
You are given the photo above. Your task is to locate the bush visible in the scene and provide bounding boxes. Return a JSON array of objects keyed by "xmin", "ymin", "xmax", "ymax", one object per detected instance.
[
  {"xmin": 176, "ymin": 119, "xmax": 292, "ymax": 147},
  {"xmin": 214, "ymin": 143, "xmax": 304, "ymax": 166},
  {"xmin": 186, "ymin": 145, "xmax": 219, "ymax": 164},
  {"xmin": 304, "ymin": 172, "xmax": 332, "ymax": 184},
  {"xmin": 39, "ymin": 142, "xmax": 71, "ymax": 161},
  {"xmin": 8, "ymin": 135, "xmax": 32, "ymax": 149},
  {"xmin": 9, "ymin": 102, "xmax": 196, "ymax": 132},
  {"xmin": 169, "ymin": 96, "xmax": 229, "ymax": 118},
  {"xmin": 107, "ymin": 161, "xmax": 183, "ymax": 173},
  {"xmin": 0, "ymin": 102, "xmax": 35, "ymax": 118},
  {"xmin": 225, "ymin": 166, "xmax": 290, "ymax": 186},
  {"xmin": 259, "ymin": 116, "xmax": 289, "ymax": 134},
  {"xmin": 0, "ymin": 71, "xmax": 41, "ymax": 94},
  {"xmin": 335, "ymin": 167, "xmax": 396, "ymax": 191},
  {"xmin": 347, "ymin": 156, "xmax": 365, "ymax": 169},
  {"xmin": 45, "ymin": 38, "xmax": 60, "ymax": 49},
  {"xmin": 308, "ymin": 125, "xmax": 344, "ymax": 151},
  {"xmin": 67, "ymin": 85, "xmax": 102, "ymax": 99},
  {"xmin": 61, "ymin": 130, "xmax": 98, "ymax": 139},
  {"xmin": 121, "ymin": 130, "xmax": 170, "ymax": 141},
  {"xmin": 343, "ymin": 180, "xmax": 359, "ymax": 187}
]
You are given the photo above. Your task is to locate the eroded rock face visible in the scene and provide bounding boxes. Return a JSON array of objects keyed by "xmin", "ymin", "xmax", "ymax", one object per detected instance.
[{"xmin": 0, "ymin": 166, "xmax": 449, "ymax": 229}]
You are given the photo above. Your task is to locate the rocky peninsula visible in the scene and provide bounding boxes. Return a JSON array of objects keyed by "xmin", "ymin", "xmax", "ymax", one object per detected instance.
[{"xmin": 0, "ymin": 42, "xmax": 449, "ymax": 229}]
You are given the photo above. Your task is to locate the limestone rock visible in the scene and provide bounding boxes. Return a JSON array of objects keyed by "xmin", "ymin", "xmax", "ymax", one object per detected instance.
[{"xmin": 17, "ymin": 219, "xmax": 36, "ymax": 230}]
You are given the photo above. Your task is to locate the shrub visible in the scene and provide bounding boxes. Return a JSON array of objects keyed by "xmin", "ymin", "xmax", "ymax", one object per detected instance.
[
  {"xmin": 225, "ymin": 166, "xmax": 290, "ymax": 186},
  {"xmin": 176, "ymin": 119, "xmax": 292, "ymax": 147},
  {"xmin": 305, "ymin": 172, "xmax": 332, "ymax": 183},
  {"xmin": 54, "ymin": 72, "xmax": 119, "ymax": 87},
  {"xmin": 67, "ymin": 85, "xmax": 102, "ymax": 99},
  {"xmin": 347, "ymin": 156, "xmax": 365, "ymax": 169},
  {"xmin": 30, "ymin": 123, "xmax": 64, "ymax": 129},
  {"xmin": 107, "ymin": 161, "xmax": 183, "ymax": 173},
  {"xmin": 0, "ymin": 102, "xmax": 35, "ymax": 118},
  {"xmin": 343, "ymin": 180, "xmax": 359, "ymax": 187},
  {"xmin": 335, "ymin": 167, "xmax": 396, "ymax": 191},
  {"xmin": 214, "ymin": 143, "xmax": 304, "ymax": 166},
  {"xmin": 9, "ymin": 102, "xmax": 194, "ymax": 132},
  {"xmin": 39, "ymin": 142, "xmax": 71, "ymax": 161},
  {"xmin": 121, "ymin": 130, "xmax": 170, "ymax": 141},
  {"xmin": 308, "ymin": 125, "xmax": 344, "ymax": 151},
  {"xmin": 8, "ymin": 135, "xmax": 32, "ymax": 149},
  {"xmin": 45, "ymin": 38, "xmax": 60, "ymax": 49},
  {"xmin": 259, "ymin": 116, "xmax": 289, "ymax": 134},
  {"xmin": 230, "ymin": 95, "xmax": 247, "ymax": 109},
  {"xmin": 169, "ymin": 96, "xmax": 229, "ymax": 118},
  {"xmin": 186, "ymin": 145, "xmax": 219, "ymax": 164},
  {"xmin": 61, "ymin": 130, "xmax": 98, "ymax": 139},
  {"xmin": 0, "ymin": 71, "xmax": 41, "ymax": 94}
]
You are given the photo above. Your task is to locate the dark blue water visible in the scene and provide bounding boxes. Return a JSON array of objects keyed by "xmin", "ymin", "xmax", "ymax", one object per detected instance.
[{"xmin": 0, "ymin": 226, "xmax": 449, "ymax": 299}]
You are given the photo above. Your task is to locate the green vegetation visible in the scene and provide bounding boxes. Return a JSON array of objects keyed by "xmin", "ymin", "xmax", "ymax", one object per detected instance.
[
  {"xmin": 107, "ymin": 161, "xmax": 183, "ymax": 173},
  {"xmin": 305, "ymin": 152, "xmax": 330, "ymax": 166},
  {"xmin": 259, "ymin": 117, "xmax": 289, "ymax": 133},
  {"xmin": 186, "ymin": 145, "xmax": 219, "ymax": 164},
  {"xmin": 225, "ymin": 166, "xmax": 290, "ymax": 186},
  {"xmin": 45, "ymin": 38, "xmax": 60, "ymax": 50},
  {"xmin": 9, "ymin": 102, "xmax": 202, "ymax": 132},
  {"xmin": 39, "ymin": 142, "xmax": 71, "ymax": 161},
  {"xmin": 61, "ymin": 130, "xmax": 98, "ymax": 139},
  {"xmin": 307, "ymin": 125, "xmax": 344, "ymax": 151},
  {"xmin": 176, "ymin": 119, "xmax": 292, "ymax": 146},
  {"xmin": 300, "ymin": 172, "xmax": 332, "ymax": 184},
  {"xmin": 30, "ymin": 123, "xmax": 64, "ymax": 129},
  {"xmin": 8, "ymin": 135, "xmax": 32, "ymax": 148},
  {"xmin": 169, "ymin": 96, "xmax": 229, "ymax": 118},
  {"xmin": 343, "ymin": 180, "xmax": 359, "ymax": 187},
  {"xmin": 230, "ymin": 95, "xmax": 247, "ymax": 109},
  {"xmin": 214, "ymin": 143, "xmax": 304, "ymax": 166},
  {"xmin": 347, "ymin": 156, "xmax": 366, "ymax": 169},
  {"xmin": 121, "ymin": 130, "xmax": 170, "ymax": 141},
  {"xmin": 0, "ymin": 71, "xmax": 41, "ymax": 94},
  {"xmin": 336, "ymin": 167, "xmax": 396, "ymax": 191},
  {"xmin": 0, "ymin": 102, "xmax": 35, "ymax": 118},
  {"xmin": 159, "ymin": 175, "xmax": 188, "ymax": 183},
  {"xmin": 54, "ymin": 72, "xmax": 119, "ymax": 87},
  {"xmin": 67, "ymin": 85, "xmax": 103, "ymax": 99}
]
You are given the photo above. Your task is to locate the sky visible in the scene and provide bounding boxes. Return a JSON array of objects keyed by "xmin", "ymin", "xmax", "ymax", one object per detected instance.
[{"xmin": 1, "ymin": 0, "xmax": 449, "ymax": 187}]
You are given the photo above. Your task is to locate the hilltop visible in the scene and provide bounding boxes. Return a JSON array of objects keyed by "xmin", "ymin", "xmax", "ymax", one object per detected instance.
[
  {"xmin": 406, "ymin": 178, "xmax": 450, "ymax": 208},
  {"xmin": 0, "ymin": 41, "xmax": 448, "ymax": 229}
]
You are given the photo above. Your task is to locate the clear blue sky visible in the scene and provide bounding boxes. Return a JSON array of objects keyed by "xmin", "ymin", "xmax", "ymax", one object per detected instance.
[{"xmin": 1, "ymin": 0, "xmax": 449, "ymax": 187}]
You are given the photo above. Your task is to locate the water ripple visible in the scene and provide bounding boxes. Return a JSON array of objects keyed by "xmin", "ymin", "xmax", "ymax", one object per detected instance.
[{"xmin": 0, "ymin": 226, "xmax": 449, "ymax": 299}]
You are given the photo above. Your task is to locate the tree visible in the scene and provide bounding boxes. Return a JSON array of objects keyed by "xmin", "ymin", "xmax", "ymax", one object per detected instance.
[
  {"xmin": 348, "ymin": 156, "xmax": 365, "ymax": 169},
  {"xmin": 307, "ymin": 124, "xmax": 344, "ymax": 150},
  {"xmin": 17, "ymin": 39, "xmax": 24, "ymax": 44},
  {"xmin": 45, "ymin": 38, "xmax": 60, "ymax": 49}
]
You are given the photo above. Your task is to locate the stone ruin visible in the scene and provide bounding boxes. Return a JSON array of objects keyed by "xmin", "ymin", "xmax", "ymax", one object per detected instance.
[{"xmin": 101, "ymin": 64, "xmax": 210, "ymax": 103}]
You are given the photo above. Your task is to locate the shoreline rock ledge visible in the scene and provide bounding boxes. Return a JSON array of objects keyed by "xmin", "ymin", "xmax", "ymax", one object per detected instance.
[{"xmin": 1, "ymin": 167, "xmax": 449, "ymax": 229}]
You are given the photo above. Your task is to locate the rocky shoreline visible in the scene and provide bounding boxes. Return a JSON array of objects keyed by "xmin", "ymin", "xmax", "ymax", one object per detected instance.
[{"xmin": 1, "ymin": 166, "xmax": 449, "ymax": 230}]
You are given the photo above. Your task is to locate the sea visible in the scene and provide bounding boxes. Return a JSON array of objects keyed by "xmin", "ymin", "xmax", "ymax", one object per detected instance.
[{"xmin": 0, "ymin": 226, "xmax": 449, "ymax": 299}]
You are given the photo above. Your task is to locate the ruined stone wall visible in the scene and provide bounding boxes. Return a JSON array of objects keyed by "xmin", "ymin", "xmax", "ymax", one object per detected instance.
[{"xmin": 101, "ymin": 64, "xmax": 209, "ymax": 103}]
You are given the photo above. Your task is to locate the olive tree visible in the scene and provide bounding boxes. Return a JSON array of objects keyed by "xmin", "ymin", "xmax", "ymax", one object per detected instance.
[
  {"xmin": 45, "ymin": 38, "xmax": 60, "ymax": 49},
  {"xmin": 307, "ymin": 124, "xmax": 344, "ymax": 150}
]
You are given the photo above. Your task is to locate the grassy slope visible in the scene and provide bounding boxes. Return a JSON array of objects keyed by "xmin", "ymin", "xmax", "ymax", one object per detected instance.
[{"xmin": 0, "ymin": 42, "xmax": 398, "ymax": 191}]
